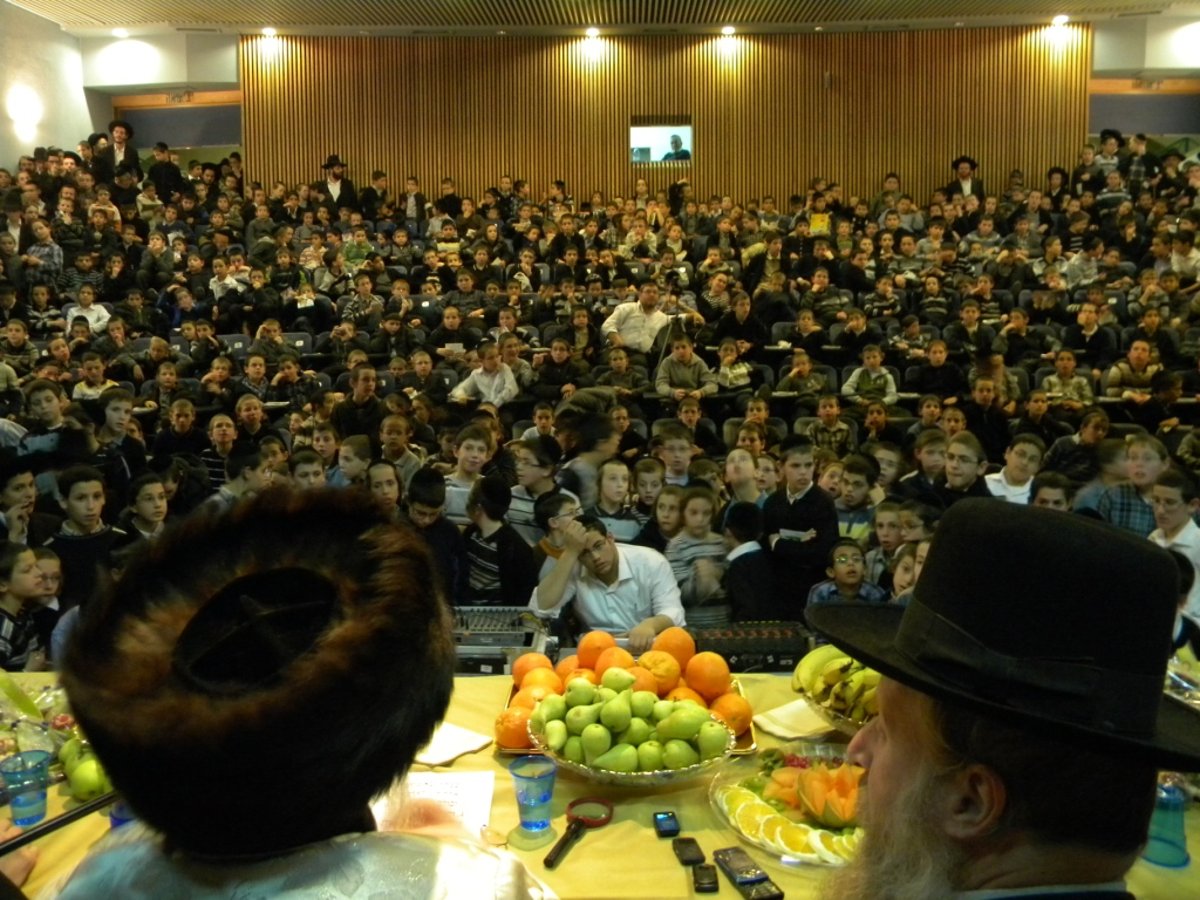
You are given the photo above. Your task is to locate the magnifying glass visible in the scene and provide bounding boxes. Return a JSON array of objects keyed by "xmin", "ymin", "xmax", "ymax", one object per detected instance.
[{"xmin": 543, "ymin": 797, "xmax": 613, "ymax": 869}]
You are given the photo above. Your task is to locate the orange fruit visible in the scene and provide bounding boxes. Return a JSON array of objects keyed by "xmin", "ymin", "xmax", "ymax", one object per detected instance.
[
  {"xmin": 521, "ymin": 667, "xmax": 564, "ymax": 694},
  {"xmin": 512, "ymin": 652, "xmax": 553, "ymax": 686},
  {"xmin": 685, "ymin": 652, "xmax": 732, "ymax": 702},
  {"xmin": 594, "ymin": 646, "xmax": 635, "ymax": 678},
  {"xmin": 651, "ymin": 626, "xmax": 696, "ymax": 670},
  {"xmin": 510, "ymin": 685, "xmax": 554, "ymax": 710},
  {"xmin": 494, "ymin": 706, "xmax": 533, "ymax": 749},
  {"xmin": 710, "ymin": 692, "xmax": 754, "ymax": 736},
  {"xmin": 637, "ymin": 650, "xmax": 682, "ymax": 696},
  {"xmin": 626, "ymin": 665, "xmax": 659, "ymax": 695},
  {"xmin": 565, "ymin": 667, "xmax": 598, "ymax": 685},
  {"xmin": 577, "ymin": 631, "xmax": 617, "ymax": 669},
  {"xmin": 666, "ymin": 685, "xmax": 707, "ymax": 707},
  {"xmin": 554, "ymin": 653, "xmax": 580, "ymax": 681}
]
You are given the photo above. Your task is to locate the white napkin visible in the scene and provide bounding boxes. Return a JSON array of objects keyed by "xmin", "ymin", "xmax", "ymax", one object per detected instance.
[
  {"xmin": 752, "ymin": 698, "xmax": 836, "ymax": 741},
  {"xmin": 415, "ymin": 721, "xmax": 494, "ymax": 766}
]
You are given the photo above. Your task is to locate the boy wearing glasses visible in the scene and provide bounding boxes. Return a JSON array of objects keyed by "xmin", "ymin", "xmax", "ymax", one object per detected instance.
[{"xmin": 805, "ymin": 538, "xmax": 889, "ymax": 607}]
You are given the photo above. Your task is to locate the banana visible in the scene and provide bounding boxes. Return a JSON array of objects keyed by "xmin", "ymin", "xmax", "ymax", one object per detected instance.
[
  {"xmin": 820, "ymin": 656, "xmax": 855, "ymax": 687},
  {"xmin": 792, "ymin": 644, "xmax": 846, "ymax": 693},
  {"xmin": 861, "ymin": 686, "xmax": 878, "ymax": 716},
  {"xmin": 839, "ymin": 668, "xmax": 869, "ymax": 708}
]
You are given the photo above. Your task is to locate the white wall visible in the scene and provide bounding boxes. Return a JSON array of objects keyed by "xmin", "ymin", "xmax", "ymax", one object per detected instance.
[
  {"xmin": 1144, "ymin": 17, "xmax": 1200, "ymax": 74},
  {"xmin": 0, "ymin": 4, "xmax": 93, "ymax": 168},
  {"xmin": 1093, "ymin": 16, "xmax": 1200, "ymax": 76},
  {"xmin": 80, "ymin": 33, "xmax": 238, "ymax": 92}
]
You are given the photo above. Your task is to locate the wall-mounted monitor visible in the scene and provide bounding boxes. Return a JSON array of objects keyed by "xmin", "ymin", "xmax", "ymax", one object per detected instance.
[{"xmin": 629, "ymin": 122, "xmax": 693, "ymax": 163}]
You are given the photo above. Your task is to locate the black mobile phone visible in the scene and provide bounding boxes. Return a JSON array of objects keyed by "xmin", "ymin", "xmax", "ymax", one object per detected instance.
[
  {"xmin": 652, "ymin": 810, "xmax": 680, "ymax": 837},
  {"xmin": 713, "ymin": 846, "xmax": 768, "ymax": 886},
  {"xmin": 738, "ymin": 879, "xmax": 784, "ymax": 900},
  {"xmin": 694, "ymin": 863, "xmax": 719, "ymax": 893},
  {"xmin": 672, "ymin": 836, "xmax": 705, "ymax": 866}
]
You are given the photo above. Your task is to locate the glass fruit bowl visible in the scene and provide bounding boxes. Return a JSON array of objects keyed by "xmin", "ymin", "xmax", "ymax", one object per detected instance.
[{"xmin": 528, "ymin": 715, "xmax": 734, "ymax": 787}]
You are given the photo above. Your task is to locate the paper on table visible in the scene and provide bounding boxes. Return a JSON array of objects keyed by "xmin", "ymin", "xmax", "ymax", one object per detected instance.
[
  {"xmin": 752, "ymin": 697, "xmax": 836, "ymax": 740},
  {"xmin": 415, "ymin": 721, "xmax": 493, "ymax": 766},
  {"xmin": 372, "ymin": 771, "xmax": 495, "ymax": 833}
]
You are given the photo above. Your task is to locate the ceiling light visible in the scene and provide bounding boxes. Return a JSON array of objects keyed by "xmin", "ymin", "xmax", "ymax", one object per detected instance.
[
  {"xmin": 814, "ymin": 26, "xmax": 824, "ymax": 32},
  {"xmin": 955, "ymin": 22, "xmax": 964, "ymax": 28},
  {"xmin": 721, "ymin": 26, "xmax": 735, "ymax": 36},
  {"xmin": 262, "ymin": 27, "xmax": 277, "ymax": 37},
  {"xmin": 1052, "ymin": 15, "xmax": 1069, "ymax": 26},
  {"xmin": 585, "ymin": 27, "xmax": 599, "ymax": 38},
  {"xmin": 112, "ymin": 28, "xmax": 129, "ymax": 39}
]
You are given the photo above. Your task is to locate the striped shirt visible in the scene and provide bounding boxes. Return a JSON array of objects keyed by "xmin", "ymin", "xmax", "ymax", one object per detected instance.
[
  {"xmin": 0, "ymin": 606, "xmax": 40, "ymax": 672},
  {"xmin": 463, "ymin": 528, "xmax": 503, "ymax": 603}
]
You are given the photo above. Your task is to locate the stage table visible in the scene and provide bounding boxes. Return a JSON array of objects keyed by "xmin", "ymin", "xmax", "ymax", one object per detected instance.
[{"xmin": 10, "ymin": 674, "xmax": 1200, "ymax": 899}]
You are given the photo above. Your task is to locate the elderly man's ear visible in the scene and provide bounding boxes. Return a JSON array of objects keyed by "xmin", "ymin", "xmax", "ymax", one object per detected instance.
[{"xmin": 938, "ymin": 763, "xmax": 1007, "ymax": 841}]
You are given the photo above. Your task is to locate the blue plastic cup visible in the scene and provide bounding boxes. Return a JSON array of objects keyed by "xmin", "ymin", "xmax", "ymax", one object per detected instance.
[
  {"xmin": 509, "ymin": 756, "xmax": 556, "ymax": 832},
  {"xmin": 1, "ymin": 750, "xmax": 52, "ymax": 827},
  {"xmin": 1142, "ymin": 783, "xmax": 1190, "ymax": 868}
]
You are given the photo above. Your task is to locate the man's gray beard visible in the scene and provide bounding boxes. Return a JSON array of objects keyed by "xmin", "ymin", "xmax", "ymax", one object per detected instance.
[{"xmin": 819, "ymin": 766, "xmax": 965, "ymax": 900}]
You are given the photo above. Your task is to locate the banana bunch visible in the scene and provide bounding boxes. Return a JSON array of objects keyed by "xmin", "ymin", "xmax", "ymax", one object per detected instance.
[{"xmin": 792, "ymin": 645, "xmax": 880, "ymax": 724}]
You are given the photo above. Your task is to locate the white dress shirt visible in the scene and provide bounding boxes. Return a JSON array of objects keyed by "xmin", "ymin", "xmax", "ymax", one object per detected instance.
[
  {"xmin": 600, "ymin": 301, "xmax": 669, "ymax": 354},
  {"xmin": 529, "ymin": 543, "xmax": 686, "ymax": 632},
  {"xmin": 1150, "ymin": 517, "xmax": 1200, "ymax": 622}
]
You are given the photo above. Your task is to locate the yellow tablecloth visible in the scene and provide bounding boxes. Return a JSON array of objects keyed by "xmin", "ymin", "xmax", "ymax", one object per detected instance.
[{"xmin": 10, "ymin": 674, "xmax": 1200, "ymax": 899}]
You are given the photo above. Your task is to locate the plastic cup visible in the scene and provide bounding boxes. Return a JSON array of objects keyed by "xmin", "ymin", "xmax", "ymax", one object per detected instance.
[
  {"xmin": 510, "ymin": 756, "xmax": 556, "ymax": 832},
  {"xmin": 1, "ymin": 750, "xmax": 52, "ymax": 828},
  {"xmin": 1142, "ymin": 782, "xmax": 1190, "ymax": 868}
]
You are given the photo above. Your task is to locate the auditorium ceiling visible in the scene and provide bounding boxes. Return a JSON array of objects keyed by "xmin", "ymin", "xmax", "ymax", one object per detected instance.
[{"xmin": 4, "ymin": 0, "xmax": 1189, "ymax": 37}]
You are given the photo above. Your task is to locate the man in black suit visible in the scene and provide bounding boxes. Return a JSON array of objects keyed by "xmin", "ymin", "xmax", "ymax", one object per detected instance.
[
  {"xmin": 92, "ymin": 119, "xmax": 142, "ymax": 187},
  {"xmin": 945, "ymin": 154, "xmax": 985, "ymax": 200},
  {"xmin": 319, "ymin": 154, "xmax": 357, "ymax": 214},
  {"xmin": 810, "ymin": 500, "xmax": 1200, "ymax": 900}
]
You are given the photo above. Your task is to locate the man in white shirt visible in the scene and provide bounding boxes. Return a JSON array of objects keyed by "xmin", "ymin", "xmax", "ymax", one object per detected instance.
[
  {"xmin": 1170, "ymin": 233, "xmax": 1199, "ymax": 283},
  {"xmin": 600, "ymin": 281, "xmax": 669, "ymax": 364},
  {"xmin": 984, "ymin": 434, "xmax": 1045, "ymax": 505},
  {"xmin": 1149, "ymin": 468, "xmax": 1200, "ymax": 622},
  {"xmin": 530, "ymin": 514, "xmax": 684, "ymax": 653}
]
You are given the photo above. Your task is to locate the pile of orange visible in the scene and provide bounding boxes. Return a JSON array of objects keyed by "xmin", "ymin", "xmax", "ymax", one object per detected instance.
[{"xmin": 494, "ymin": 628, "xmax": 755, "ymax": 749}]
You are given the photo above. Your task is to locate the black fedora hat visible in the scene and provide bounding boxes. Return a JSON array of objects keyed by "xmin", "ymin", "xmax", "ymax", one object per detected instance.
[
  {"xmin": 321, "ymin": 154, "xmax": 348, "ymax": 170},
  {"xmin": 951, "ymin": 155, "xmax": 978, "ymax": 171},
  {"xmin": 107, "ymin": 119, "xmax": 134, "ymax": 139},
  {"xmin": 807, "ymin": 500, "xmax": 1200, "ymax": 771},
  {"xmin": 1099, "ymin": 128, "xmax": 1126, "ymax": 149}
]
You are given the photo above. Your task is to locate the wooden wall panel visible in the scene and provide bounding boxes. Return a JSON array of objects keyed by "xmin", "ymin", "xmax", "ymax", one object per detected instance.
[{"xmin": 240, "ymin": 26, "xmax": 1091, "ymax": 208}]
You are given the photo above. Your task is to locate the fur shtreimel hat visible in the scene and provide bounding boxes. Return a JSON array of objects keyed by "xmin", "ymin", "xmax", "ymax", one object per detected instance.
[
  {"xmin": 951, "ymin": 155, "xmax": 978, "ymax": 171},
  {"xmin": 62, "ymin": 489, "xmax": 456, "ymax": 856},
  {"xmin": 808, "ymin": 499, "xmax": 1200, "ymax": 771}
]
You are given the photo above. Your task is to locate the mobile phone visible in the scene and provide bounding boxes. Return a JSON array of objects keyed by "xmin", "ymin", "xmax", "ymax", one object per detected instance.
[
  {"xmin": 652, "ymin": 810, "xmax": 680, "ymax": 837},
  {"xmin": 713, "ymin": 846, "xmax": 768, "ymax": 886},
  {"xmin": 672, "ymin": 836, "xmax": 705, "ymax": 866},
  {"xmin": 693, "ymin": 863, "xmax": 719, "ymax": 893},
  {"xmin": 738, "ymin": 879, "xmax": 784, "ymax": 900}
]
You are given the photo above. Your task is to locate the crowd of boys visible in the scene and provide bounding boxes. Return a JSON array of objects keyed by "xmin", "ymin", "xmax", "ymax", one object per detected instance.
[{"xmin": 1, "ymin": 124, "xmax": 1199, "ymax": 667}]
